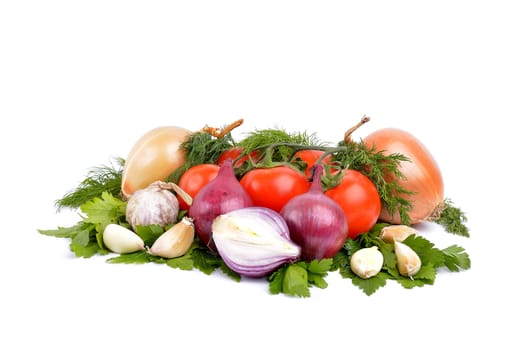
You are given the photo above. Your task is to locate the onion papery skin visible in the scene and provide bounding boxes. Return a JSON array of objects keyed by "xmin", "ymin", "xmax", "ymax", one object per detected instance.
[
  {"xmin": 189, "ymin": 159, "xmax": 253, "ymax": 251},
  {"xmin": 363, "ymin": 128, "xmax": 444, "ymax": 224},
  {"xmin": 212, "ymin": 207, "xmax": 301, "ymax": 277},
  {"xmin": 280, "ymin": 165, "xmax": 348, "ymax": 261},
  {"xmin": 121, "ymin": 126, "xmax": 192, "ymax": 200}
]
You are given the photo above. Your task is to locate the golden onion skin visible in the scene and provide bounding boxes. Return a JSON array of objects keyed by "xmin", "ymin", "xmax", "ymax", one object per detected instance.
[
  {"xmin": 121, "ymin": 126, "xmax": 192, "ymax": 199},
  {"xmin": 363, "ymin": 128, "xmax": 444, "ymax": 224}
]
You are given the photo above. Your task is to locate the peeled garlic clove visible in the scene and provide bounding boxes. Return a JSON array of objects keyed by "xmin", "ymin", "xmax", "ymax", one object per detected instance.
[
  {"xmin": 103, "ymin": 224, "xmax": 145, "ymax": 254},
  {"xmin": 350, "ymin": 246, "xmax": 384, "ymax": 279},
  {"xmin": 379, "ymin": 225, "xmax": 418, "ymax": 243},
  {"xmin": 149, "ymin": 217, "xmax": 195, "ymax": 259},
  {"xmin": 394, "ymin": 240, "xmax": 422, "ymax": 277}
]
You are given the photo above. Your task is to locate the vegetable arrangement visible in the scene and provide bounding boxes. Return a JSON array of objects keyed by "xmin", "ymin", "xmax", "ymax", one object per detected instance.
[{"xmin": 39, "ymin": 117, "xmax": 471, "ymax": 297}]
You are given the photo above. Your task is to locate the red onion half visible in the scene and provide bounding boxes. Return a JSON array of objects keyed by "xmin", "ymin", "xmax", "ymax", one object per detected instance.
[
  {"xmin": 188, "ymin": 159, "xmax": 253, "ymax": 250},
  {"xmin": 212, "ymin": 207, "xmax": 301, "ymax": 277},
  {"xmin": 280, "ymin": 164, "xmax": 348, "ymax": 261}
]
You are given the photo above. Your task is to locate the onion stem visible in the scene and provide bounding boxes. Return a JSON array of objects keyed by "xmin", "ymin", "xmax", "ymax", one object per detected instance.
[{"xmin": 344, "ymin": 115, "xmax": 370, "ymax": 144}]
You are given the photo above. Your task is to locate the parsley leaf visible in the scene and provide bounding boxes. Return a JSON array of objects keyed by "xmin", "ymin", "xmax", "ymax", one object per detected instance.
[
  {"xmin": 283, "ymin": 264, "xmax": 310, "ymax": 297},
  {"xmin": 268, "ymin": 267, "xmax": 286, "ymax": 295},
  {"xmin": 268, "ymin": 259, "xmax": 332, "ymax": 297},
  {"xmin": 106, "ymin": 250, "xmax": 162, "ymax": 264},
  {"xmin": 38, "ymin": 222, "xmax": 92, "ymax": 239},
  {"xmin": 440, "ymin": 245, "xmax": 471, "ymax": 271},
  {"xmin": 134, "ymin": 224, "xmax": 165, "ymax": 247},
  {"xmin": 402, "ymin": 235, "xmax": 444, "ymax": 267},
  {"xmin": 351, "ymin": 272, "xmax": 389, "ymax": 296},
  {"xmin": 166, "ymin": 254, "xmax": 194, "ymax": 271},
  {"xmin": 80, "ymin": 191, "xmax": 127, "ymax": 232}
]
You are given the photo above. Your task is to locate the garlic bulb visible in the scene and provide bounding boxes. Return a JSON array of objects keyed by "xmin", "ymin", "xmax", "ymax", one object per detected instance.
[
  {"xmin": 148, "ymin": 217, "xmax": 195, "ymax": 258},
  {"xmin": 379, "ymin": 225, "xmax": 418, "ymax": 243},
  {"xmin": 394, "ymin": 240, "xmax": 422, "ymax": 277},
  {"xmin": 350, "ymin": 246, "xmax": 384, "ymax": 279},
  {"xmin": 103, "ymin": 224, "xmax": 145, "ymax": 254},
  {"xmin": 126, "ymin": 181, "xmax": 180, "ymax": 231}
]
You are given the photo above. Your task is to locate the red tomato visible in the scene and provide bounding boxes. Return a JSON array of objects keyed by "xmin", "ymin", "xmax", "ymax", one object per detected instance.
[
  {"xmin": 293, "ymin": 150, "xmax": 333, "ymax": 177},
  {"xmin": 177, "ymin": 164, "xmax": 220, "ymax": 210},
  {"xmin": 325, "ymin": 170, "xmax": 381, "ymax": 239},
  {"xmin": 217, "ymin": 147, "xmax": 259, "ymax": 168},
  {"xmin": 240, "ymin": 166, "xmax": 310, "ymax": 212}
]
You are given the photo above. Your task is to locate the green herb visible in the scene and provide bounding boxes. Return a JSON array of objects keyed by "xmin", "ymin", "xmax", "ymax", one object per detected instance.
[
  {"xmin": 433, "ymin": 198, "xmax": 470, "ymax": 237},
  {"xmin": 39, "ymin": 191, "xmax": 126, "ymax": 257},
  {"xmin": 333, "ymin": 141, "xmax": 414, "ymax": 225},
  {"xmin": 55, "ymin": 158, "xmax": 123, "ymax": 210},
  {"xmin": 107, "ymin": 250, "xmax": 163, "ymax": 264},
  {"xmin": 239, "ymin": 128, "xmax": 324, "ymax": 162},
  {"xmin": 268, "ymin": 259, "xmax": 332, "ymax": 297},
  {"xmin": 167, "ymin": 132, "xmax": 234, "ymax": 183}
]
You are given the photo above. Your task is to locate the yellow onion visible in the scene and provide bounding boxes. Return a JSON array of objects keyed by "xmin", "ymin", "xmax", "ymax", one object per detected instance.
[
  {"xmin": 363, "ymin": 128, "xmax": 444, "ymax": 224},
  {"xmin": 121, "ymin": 126, "xmax": 192, "ymax": 200}
]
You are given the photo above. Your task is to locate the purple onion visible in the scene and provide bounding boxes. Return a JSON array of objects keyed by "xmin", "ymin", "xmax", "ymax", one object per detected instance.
[
  {"xmin": 212, "ymin": 206, "xmax": 301, "ymax": 277},
  {"xmin": 189, "ymin": 159, "xmax": 253, "ymax": 250},
  {"xmin": 280, "ymin": 164, "xmax": 348, "ymax": 261}
]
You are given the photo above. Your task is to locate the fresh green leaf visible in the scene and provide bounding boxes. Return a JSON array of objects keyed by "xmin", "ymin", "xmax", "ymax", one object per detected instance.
[
  {"xmin": 402, "ymin": 235, "xmax": 444, "ymax": 267},
  {"xmin": 191, "ymin": 247, "xmax": 222, "ymax": 275},
  {"xmin": 331, "ymin": 251, "xmax": 349, "ymax": 272},
  {"xmin": 342, "ymin": 238, "xmax": 361, "ymax": 255},
  {"xmin": 351, "ymin": 272, "xmax": 389, "ymax": 296},
  {"xmin": 379, "ymin": 243, "xmax": 399, "ymax": 277},
  {"xmin": 440, "ymin": 245, "xmax": 471, "ymax": 272},
  {"xmin": 106, "ymin": 250, "xmax": 162, "ymax": 264},
  {"xmin": 166, "ymin": 254, "xmax": 194, "ymax": 270},
  {"xmin": 38, "ymin": 222, "xmax": 92, "ymax": 239},
  {"xmin": 80, "ymin": 191, "xmax": 127, "ymax": 232},
  {"xmin": 283, "ymin": 264, "xmax": 310, "ymax": 297},
  {"xmin": 307, "ymin": 258, "xmax": 333, "ymax": 274},
  {"xmin": 268, "ymin": 266, "xmax": 286, "ymax": 295},
  {"xmin": 395, "ymin": 264, "xmax": 436, "ymax": 289},
  {"xmin": 70, "ymin": 235, "xmax": 100, "ymax": 258},
  {"xmin": 134, "ymin": 224, "xmax": 165, "ymax": 247},
  {"xmin": 305, "ymin": 259, "xmax": 332, "ymax": 290}
]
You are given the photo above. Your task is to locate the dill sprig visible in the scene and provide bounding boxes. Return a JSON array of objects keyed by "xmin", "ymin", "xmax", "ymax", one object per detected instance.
[
  {"xmin": 167, "ymin": 131, "xmax": 235, "ymax": 183},
  {"xmin": 333, "ymin": 140, "xmax": 414, "ymax": 225},
  {"xmin": 238, "ymin": 128, "xmax": 326, "ymax": 162},
  {"xmin": 55, "ymin": 157, "xmax": 124, "ymax": 210},
  {"xmin": 432, "ymin": 198, "xmax": 470, "ymax": 237}
]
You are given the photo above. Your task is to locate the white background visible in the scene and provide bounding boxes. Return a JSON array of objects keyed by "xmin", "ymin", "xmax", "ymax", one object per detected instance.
[{"xmin": 1, "ymin": 1, "xmax": 523, "ymax": 349}]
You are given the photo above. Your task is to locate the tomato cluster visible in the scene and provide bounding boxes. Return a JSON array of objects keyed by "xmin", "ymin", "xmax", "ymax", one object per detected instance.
[{"xmin": 177, "ymin": 148, "xmax": 381, "ymax": 239}]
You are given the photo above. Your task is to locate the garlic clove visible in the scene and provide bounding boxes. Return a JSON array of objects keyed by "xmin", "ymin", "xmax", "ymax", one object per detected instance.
[
  {"xmin": 394, "ymin": 240, "xmax": 422, "ymax": 277},
  {"xmin": 148, "ymin": 217, "xmax": 195, "ymax": 258},
  {"xmin": 379, "ymin": 225, "xmax": 418, "ymax": 243},
  {"xmin": 103, "ymin": 224, "xmax": 145, "ymax": 254},
  {"xmin": 350, "ymin": 246, "xmax": 384, "ymax": 279}
]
